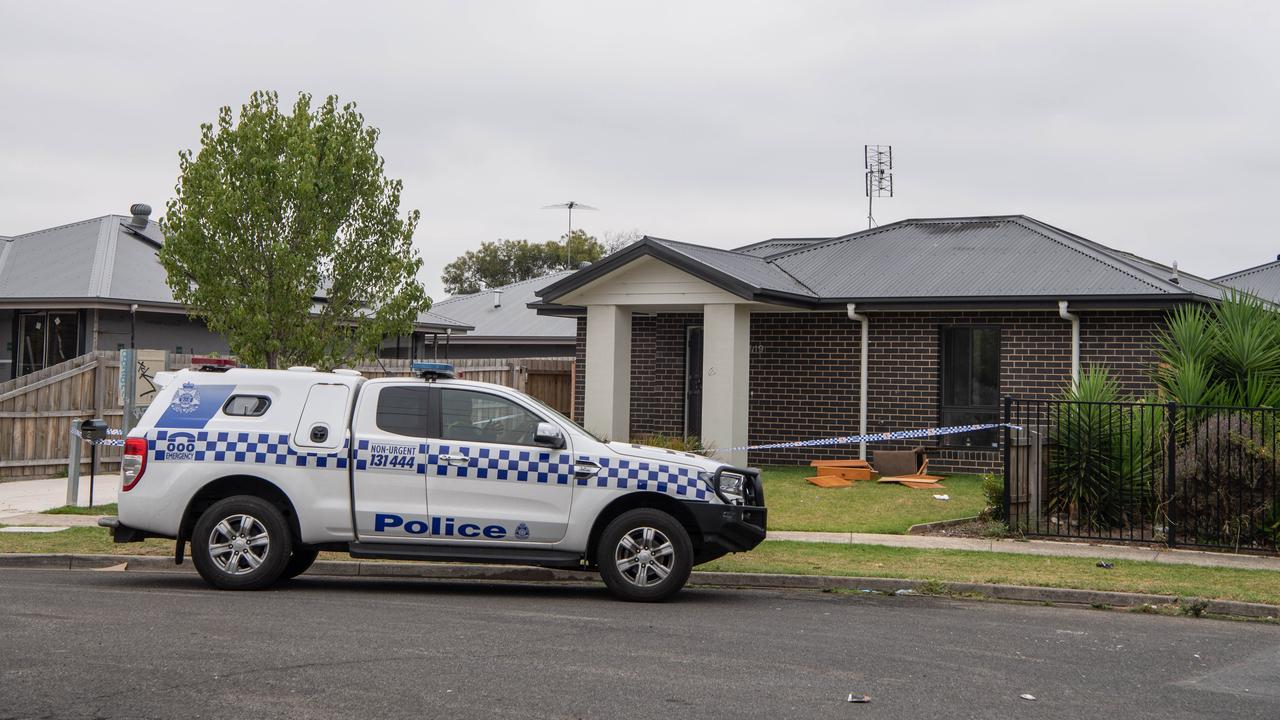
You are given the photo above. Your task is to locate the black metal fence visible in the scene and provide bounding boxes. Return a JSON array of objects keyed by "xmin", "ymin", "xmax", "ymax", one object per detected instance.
[{"xmin": 1002, "ymin": 397, "xmax": 1279, "ymax": 552}]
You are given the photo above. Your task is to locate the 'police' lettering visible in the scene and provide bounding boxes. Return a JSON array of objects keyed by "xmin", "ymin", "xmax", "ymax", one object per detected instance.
[{"xmin": 373, "ymin": 512, "xmax": 506, "ymax": 539}]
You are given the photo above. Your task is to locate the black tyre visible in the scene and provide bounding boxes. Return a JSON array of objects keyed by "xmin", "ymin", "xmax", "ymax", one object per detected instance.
[
  {"xmin": 598, "ymin": 508, "xmax": 693, "ymax": 602},
  {"xmin": 281, "ymin": 548, "xmax": 320, "ymax": 580},
  {"xmin": 191, "ymin": 495, "xmax": 293, "ymax": 590}
]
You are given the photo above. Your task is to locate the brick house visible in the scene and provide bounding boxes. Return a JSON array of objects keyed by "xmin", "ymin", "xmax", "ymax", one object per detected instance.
[{"xmin": 532, "ymin": 216, "xmax": 1228, "ymax": 473}]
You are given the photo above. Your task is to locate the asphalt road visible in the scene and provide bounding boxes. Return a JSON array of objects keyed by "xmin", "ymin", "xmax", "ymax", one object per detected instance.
[{"xmin": 2, "ymin": 569, "xmax": 1278, "ymax": 719}]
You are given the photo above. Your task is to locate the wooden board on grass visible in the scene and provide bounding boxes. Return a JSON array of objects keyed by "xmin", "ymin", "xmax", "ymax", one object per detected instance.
[
  {"xmin": 806, "ymin": 475, "xmax": 852, "ymax": 488},
  {"xmin": 813, "ymin": 466, "xmax": 878, "ymax": 481},
  {"xmin": 808, "ymin": 459, "xmax": 872, "ymax": 468},
  {"xmin": 877, "ymin": 474, "xmax": 945, "ymax": 489}
]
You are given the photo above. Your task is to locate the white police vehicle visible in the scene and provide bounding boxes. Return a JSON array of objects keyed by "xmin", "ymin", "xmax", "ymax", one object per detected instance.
[{"xmin": 101, "ymin": 362, "xmax": 766, "ymax": 601}]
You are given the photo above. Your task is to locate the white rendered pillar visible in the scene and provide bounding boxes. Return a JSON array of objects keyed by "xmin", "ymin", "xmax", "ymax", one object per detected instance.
[
  {"xmin": 701, "ymin": 304, "xmax": 750, "ymax": 467},
  {"xmin": 583, "ymin": 305, "xmax": 632, "ymax": 442}
]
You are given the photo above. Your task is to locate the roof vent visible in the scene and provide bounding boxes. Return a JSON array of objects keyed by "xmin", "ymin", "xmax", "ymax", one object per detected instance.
[
  {"xmin": 1169, "ymin": 261, "xmax": 1180, "ymax": 285},
  {"xmin": 129, "ymin": 203, "xmax": 152, "ymax": 227},
  {"xmin": 492, "ymin": 288, "xmax": 503, "ymax": 308}
]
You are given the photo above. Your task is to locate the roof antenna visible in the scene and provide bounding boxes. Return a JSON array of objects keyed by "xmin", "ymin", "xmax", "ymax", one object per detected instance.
[
  {"xmin": 864, "ymin": 145, "xmax": 894, "ymax": 229},
  {"xmin": 542, "ymin": 201, "xmax": 597, "ymax": 268}
]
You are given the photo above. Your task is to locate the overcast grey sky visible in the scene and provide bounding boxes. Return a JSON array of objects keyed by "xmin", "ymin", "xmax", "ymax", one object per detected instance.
[{"xmin": 3, "ymin": 1, "xmax": 1278, "ymax": 297}]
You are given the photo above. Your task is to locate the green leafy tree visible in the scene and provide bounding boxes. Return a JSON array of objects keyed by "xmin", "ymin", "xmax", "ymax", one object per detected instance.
[
  {"xmin": 160, "ymin": 91, "xmax": 430, "ymax": 368},
  {"xmin": 441, "ymin": 230, "xmax": 606, "ymax": 294}
]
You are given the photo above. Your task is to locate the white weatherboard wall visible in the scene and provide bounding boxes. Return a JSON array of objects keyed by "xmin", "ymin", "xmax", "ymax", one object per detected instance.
[
  {"xmin": 583, "ymin": 305, "xmax": 631, "ymax": 441},
  {"xmin": 702, "ymin": 304, "xmax": 750, "ymax": 467}
]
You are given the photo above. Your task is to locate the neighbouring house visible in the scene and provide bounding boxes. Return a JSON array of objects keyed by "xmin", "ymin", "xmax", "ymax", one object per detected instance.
[
  {"xmin": 0, "ymin": 204, "xmax": 472, "ymax": 378},
  {"xmin": 533, "ymin": 215, "xmax": 1231, "ymax": 473},
  {"xmin": 422, "ymin": 271, "xmax": 577, "ymax": 359},
  {"xmin": 1215, "ymin": 255, "xmax": 1280, "ymax": 303}
]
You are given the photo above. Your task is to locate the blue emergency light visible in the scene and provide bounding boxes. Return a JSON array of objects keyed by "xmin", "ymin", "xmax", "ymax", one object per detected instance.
[{"xmin": 411, "ymin": 362, "xmax": 456, "ymax": 380}]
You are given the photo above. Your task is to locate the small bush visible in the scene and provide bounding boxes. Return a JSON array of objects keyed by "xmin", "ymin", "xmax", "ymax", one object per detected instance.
[
  {"xmin": 1173, "ymin": 413, "xmax": 1278, "ymax": 548},
  {"xmin": 630, "ymin": 433, "xmax": 709, "ymax": 454},
  {"xmin": 981, "ymin": 474, "xmax": 1005, "ymax": 521},
  {"xmin": 1180, "ymin": 597, "xmax": 1210, "ymax": 618}
]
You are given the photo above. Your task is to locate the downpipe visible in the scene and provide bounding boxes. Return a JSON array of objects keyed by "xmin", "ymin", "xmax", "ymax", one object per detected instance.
[
  {"xmin": 1058, "ymin": 300, "xmax": 1080, "ymax": 389},
  {"xmin": 846, "ymin": 303, "xmax": 869, "ymax": 460}
]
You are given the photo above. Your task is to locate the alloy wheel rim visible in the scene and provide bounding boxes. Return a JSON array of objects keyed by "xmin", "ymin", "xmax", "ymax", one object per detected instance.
[
  {"xmin": 207, "ymin": 514, "xmax": 270, "ymax": 575},
  {"xmin": 615, "ymin": 526, "xmax": 675, "ymax": 588}
]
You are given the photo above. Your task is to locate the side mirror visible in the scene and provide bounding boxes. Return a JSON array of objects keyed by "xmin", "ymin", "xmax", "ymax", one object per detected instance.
[{"xmin": 534, "ymin": 422, "xmax": 565, "ymax": 449}]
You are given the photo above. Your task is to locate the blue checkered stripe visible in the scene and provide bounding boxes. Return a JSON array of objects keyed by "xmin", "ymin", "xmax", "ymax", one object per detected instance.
[
  {"xmin": 583, "ymin": 455, "xmax": 711, "ymax": 501},
  {"xmin": 420, "ymin": 444, "xmax": 575, "ymax": 484},
  {"xmin": 148, "ymin": 430, "xmax": 349, "ymax": 469}
]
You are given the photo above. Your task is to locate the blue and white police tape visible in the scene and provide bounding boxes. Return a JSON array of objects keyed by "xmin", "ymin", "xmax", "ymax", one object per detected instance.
[
  {"xmin": 718, "ymin": 422, "xmax": 1021, "ymax": 453},
  {"xmin": 69, "ymin": 425, "xmax": 125, "ymax": 447}
]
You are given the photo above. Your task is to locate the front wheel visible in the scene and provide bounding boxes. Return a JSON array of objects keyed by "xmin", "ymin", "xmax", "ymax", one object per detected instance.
[
  {"xmin": 191, "ymin": 495, "xmax": 293, "ymax": 590},
  {"xmin": 598, "ymin": 509, "xmax": 693, "ymax": 602}
]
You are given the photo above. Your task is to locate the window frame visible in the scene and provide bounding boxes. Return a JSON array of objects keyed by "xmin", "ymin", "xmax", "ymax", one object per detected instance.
[
  {"xmin": 437, "ymin": 387, "xmax": 551, "ymax": 448},
  {"xmin": 937, "ymin": 325, "xmax": 1002, "ymax": 450},
  {"xmin": 374, "ymin": 384, "xmax": 438, "ymax": 439},
  {"xmin": 221, "ymin": 394, "xmax": 272, "ymax": 418}
]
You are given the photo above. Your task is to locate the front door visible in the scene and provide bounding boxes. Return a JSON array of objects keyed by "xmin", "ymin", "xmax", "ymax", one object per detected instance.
[
  {"xmin": 424, "ymin": 387, "xmax": 574, "ymax": 543},
  {"xmin": 685, "ymin": 326, "xmax": 703, "ymax": 438}
]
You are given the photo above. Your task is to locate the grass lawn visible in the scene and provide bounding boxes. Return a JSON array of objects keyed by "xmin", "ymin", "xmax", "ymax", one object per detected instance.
[
  {"xmin": 40, "ymin": 503, "xmax": 118, "ymax": 516},
  {"xmin": 704, "ymin": 541, "xmax": 1280, "ymax": 606},
  {"xmin": 761, "ymin": 465, "xmax": 986, "ymax": 533},
  {"xmin": 3, "ymin": 527, "xmax": 1276, "ymax": 606}
]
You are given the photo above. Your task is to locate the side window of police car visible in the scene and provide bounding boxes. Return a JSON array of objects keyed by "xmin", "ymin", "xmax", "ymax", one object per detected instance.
[
  {"xmin": 376, "ymin": 386, "xmax": 432, "ymax": 438},
  {"xmin": 440, "ymin": 389, "xmax": 543, "ymax": 446}
]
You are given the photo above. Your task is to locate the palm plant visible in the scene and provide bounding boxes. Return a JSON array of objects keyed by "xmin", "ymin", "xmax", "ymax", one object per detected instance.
[{"xmin": 1154, "ymin": 291, "xmax": 1280, "ymax": 408}]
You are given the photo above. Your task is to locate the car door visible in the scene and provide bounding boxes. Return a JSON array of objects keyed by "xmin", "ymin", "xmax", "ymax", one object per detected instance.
[
  {"xmin": 351, "ymin": 382, "xmax": 433, "ymax": 543},
  {"xmin": 424, "ymin": 387, "xmax": 574, "ymax": 543}
]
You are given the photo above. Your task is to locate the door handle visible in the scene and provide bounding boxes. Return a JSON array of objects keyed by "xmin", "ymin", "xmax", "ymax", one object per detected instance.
[
  {"xmin": 574, "ymin": 460, "xmax": 601, "ymax": 479},
  {"xmin": 440, "ymin": 454, "xmax": 470, "ymax": 467}
]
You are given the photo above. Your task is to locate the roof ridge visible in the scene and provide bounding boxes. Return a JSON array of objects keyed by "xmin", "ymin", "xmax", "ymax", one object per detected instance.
[
  {"xmin": 436, "ymin": 268, "xmax": 577, "ymax": 304},
  {"xmin": 9, "ymin": 214, "xmax": 111, "ymax": 239},
  {"xmin": 1009, "ymin": 217, "xmax": 1195, "ymax": 295},
  {"xmin": 1215, "ymin": 259, "xmax": 1280, "ymax": 282}
]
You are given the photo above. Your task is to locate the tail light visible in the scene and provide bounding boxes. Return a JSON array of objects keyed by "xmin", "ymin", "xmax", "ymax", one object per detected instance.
[{"xmin": 122, "ymin": 437, "xmax": 148, "ymax": 491}]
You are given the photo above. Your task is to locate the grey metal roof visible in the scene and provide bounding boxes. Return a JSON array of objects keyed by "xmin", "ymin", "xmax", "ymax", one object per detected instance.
[
  {"xmin": 0, "ymin": 213, "xmax": 470, "ymax": 332},
  {"xmin": 537, "ymin": 215, "xmax": 1230, "ymax": 308},
  {"xmin": 1215, "ymin": 258, "xmax": 1280, "ymax": 302},
  {"xmin": 434, "ymin": 270, "xmax": 578, "ymax": 339},
  {"xmin": 733, "ymin": 237, "xmax": 829, "ymax": 258}
]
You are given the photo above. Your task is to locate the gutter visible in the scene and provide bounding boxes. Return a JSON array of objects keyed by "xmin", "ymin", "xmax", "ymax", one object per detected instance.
[
  {"xmin": 846, "ymin": 303, "xmax": 870, "ymax": 460},
  {"xmin": 1058, "ymin": 300, "xmax": 1080, "ymax": 389}
]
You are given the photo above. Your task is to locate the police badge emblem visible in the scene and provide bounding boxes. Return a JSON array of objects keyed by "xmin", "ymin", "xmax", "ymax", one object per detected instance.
[
  {"xmin": 515, "ymin": 522, "xmax": 530, "ymax": 540},
  {"xmin": 171, "ymin": 382, "xmax": 201, "ymax": 414}
]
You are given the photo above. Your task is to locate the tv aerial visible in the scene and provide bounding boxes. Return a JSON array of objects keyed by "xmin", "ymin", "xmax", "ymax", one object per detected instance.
[
  {"xmin": 542, "ymin": 200, "xmax": 598, "ymax": 268},
  {"xmin": 865, "ymin": 145, "xmax": 893, "ymax": 229}
]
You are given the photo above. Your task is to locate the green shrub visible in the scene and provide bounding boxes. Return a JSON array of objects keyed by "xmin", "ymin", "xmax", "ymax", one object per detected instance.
[
  {"xmin": 981, "ymin": 473, "xmax": 1005, "ymax": 521},
  {"xmin": 630, "ymin": 433, "xmax": 709, "ymax": 454}
]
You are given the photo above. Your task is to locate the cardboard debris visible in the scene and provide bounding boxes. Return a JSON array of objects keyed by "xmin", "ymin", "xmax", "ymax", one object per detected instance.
[
  {"xmin": 877, "ymin": 474, "xmax": 945, "ymax": 489},
  {"xmin": 813, "ymin": 466, "xmax": 878, "ymax": 481},
  {"xmin": 806, "ymin": 475, "xmax": 852, "ymax": 488},
  {"xmin": 809, "ymin": 459, "xmax": 872, "ymax": 468}
]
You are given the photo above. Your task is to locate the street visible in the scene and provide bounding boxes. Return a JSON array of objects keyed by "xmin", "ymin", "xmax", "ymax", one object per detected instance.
[{"xmin": 1, "ymin": 568, "xmax": 1277, "ymax": 719}]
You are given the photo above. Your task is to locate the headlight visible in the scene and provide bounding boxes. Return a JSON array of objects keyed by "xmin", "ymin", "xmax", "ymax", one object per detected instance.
[{"xmin": 701, "ymin": 470, "xmax": 746, "ymax": 504}]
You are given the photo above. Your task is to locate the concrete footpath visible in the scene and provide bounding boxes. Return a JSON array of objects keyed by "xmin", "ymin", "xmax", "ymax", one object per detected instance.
[{"xmin": 3, "ymin": 475, "xmax": 1279, "ymax": 574}]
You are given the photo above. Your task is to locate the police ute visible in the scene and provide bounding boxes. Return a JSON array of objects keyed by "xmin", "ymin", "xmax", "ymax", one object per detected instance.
[{"xmin": 100, "ymin": 362, "xmax": 766, "ymax": 601}]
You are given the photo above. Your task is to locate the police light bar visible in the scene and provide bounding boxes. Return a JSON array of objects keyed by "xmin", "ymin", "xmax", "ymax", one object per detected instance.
[{"xmin": 411, "ymin": 362, "xmax": 455, "ymax": 380}]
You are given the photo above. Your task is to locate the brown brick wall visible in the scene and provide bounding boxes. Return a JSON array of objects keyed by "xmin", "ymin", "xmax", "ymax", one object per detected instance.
[
  {"xmin": 573, "ymin": 317, "xmax": 586, "ymax": 423},
  {"xmin": 629, "ymin": 313, "xmax": 702, "ymax": 438},
  {"xmin": 572, "ymin": 308, "xmax": 1167, "ymax": 473}
]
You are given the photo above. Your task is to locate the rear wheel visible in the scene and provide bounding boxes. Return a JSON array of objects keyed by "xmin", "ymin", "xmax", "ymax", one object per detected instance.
[
  {"xmin": 598, "ymin": 509, "xmax": 693, "ymax": 602},
  {"xmin": 191, "ymin": 495, "xmax": 292, "ymax": 590},
  {"xmin": 281, "ymin": 548, "xmax": 320, "ymax": 580}
]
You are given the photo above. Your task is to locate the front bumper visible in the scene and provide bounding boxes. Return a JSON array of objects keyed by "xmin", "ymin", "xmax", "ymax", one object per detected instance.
[{"xmin": 683, "ymin": 501, "xmax": 767, "ymax": 564}]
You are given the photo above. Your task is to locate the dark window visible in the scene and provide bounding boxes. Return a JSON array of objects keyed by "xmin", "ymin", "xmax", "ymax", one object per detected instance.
[
  {"xmin": 223, "ymin": 395, "xmax": 271, "ymax": 417},
  {"xmin": 16, "ymin": 311, "xmax": 80, "ymax": 376},
  {"xmin": 376, "ymin": 386, "xmax": 432, "ymax": 437},
  {"xmin": 940, "ymin": 327, "xmax": 1001, "ymax": 448},
  {"xmin": 440, "ymin": 389, "xmax": 544, "ymax": 446}
]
